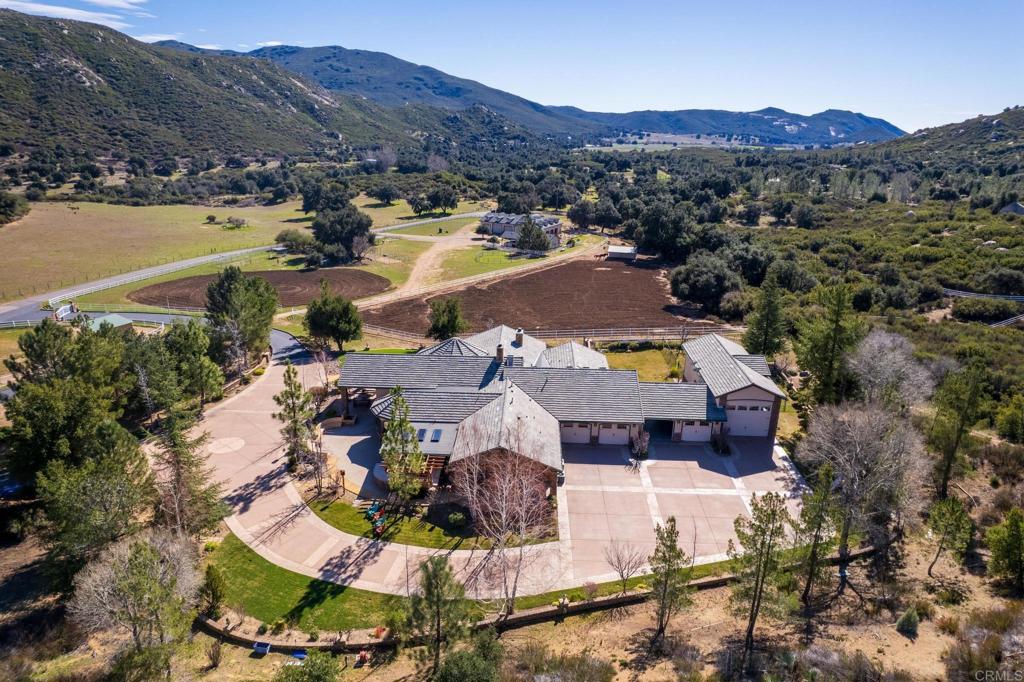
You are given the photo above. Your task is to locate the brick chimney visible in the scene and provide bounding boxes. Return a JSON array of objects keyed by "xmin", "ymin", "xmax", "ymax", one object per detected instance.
[
  {"xmin": 496, "ymin": 343, "xmax": 505, "ymax": 364},
  {"xmin": 515, "ymin": 327, "xmax": 524, "ymax": 346}
]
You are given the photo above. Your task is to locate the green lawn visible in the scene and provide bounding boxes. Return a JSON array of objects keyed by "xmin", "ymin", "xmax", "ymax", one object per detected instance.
[
  {"xmin": 306, "ymin": 497, "xmax": 487, "ymax": 550},
  {"xmin": 0, "ymin": 328, "xmax": 28, "ymax": 364},
  {"xmin": 210, "ymin": 531, "xmax": 733, "ymax": 629},
  {"xmin": 360, "ymin": 237, "xmax": 432, "ymax": 287},
  {"xmin": 208, "ymin": 533, "xmax": 397, "ymax": 630},
  {"xmin": 353, "ymin": 194, "xmax": 488, "ymax": 227},
  {"xmin": 0, "ymin": 200, "xmax": 307, "ymax": 303},
  {"xmin": 435, "ymin": 232, "xmax": 604, "ymax": 282},
  {"xmin": 606, "ymin": 348, "xmax": 683, "ymax": 382},
  {"xmin": 386, "ymin": 216, "xmax": 480, "ymax": 237},
  {"xmin": 76, "ymin": 251, "xmax": 307, "ymax": 306}
]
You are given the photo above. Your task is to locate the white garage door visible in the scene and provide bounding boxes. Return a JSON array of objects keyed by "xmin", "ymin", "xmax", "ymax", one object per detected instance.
[
  {"xmin": 560, "ymin": 423, "xmax": 591, "ymax": 444},
  {"xmin": 726, "ymin": 404, "xmax": 772, "ymax": 437},
  {"xmin": 598, "ymin": 423, "xmax": 630, "ymax": 445},
  {"xmin": 681, "ymin": 421, "xmax": 712, "ymax": 442}
]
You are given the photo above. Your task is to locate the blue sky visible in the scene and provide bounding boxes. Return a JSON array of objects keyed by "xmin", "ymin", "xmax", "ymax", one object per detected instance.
[{"xmin": 2, "ymin": 0, "xmax": 1021, "ymax": 132}]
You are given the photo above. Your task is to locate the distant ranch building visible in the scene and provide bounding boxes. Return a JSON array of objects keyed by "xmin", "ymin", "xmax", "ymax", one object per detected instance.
[
  {"xmin": 480, "ymin": 212, "xmax": 562, "ymax": 248},
  {"xmin": 607, "ymin": 244, "xmax": 638, "ymax": 261}
]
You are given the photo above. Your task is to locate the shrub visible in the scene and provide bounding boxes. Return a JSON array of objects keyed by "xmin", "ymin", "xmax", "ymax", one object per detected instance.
[
  {"xmin": 447, "ymin": 511, "xmax": 467, "ymax": 529},
  {"xmin": 257, "ymin": 622, "xmax": 268, "ymax": 635},
  {"xmin": 206, "ymin": 639, "xmax": 222, "ymax": 669},
  {"xmin": 937, "ymin": 614, "xmax": 960, "ymax": 636},
  {"xmin": 307, "ymin": 629, "xmax": 319, "ymax": 642},
  {"xmin": 895, "ymin": 607, "xmax": 919, "ymax": 637},
  {"xmin": 252, "ymin": 367, "xmax": 265, "ymax": 376},
  {"xmin": 951, "ymin": 297, "xmax": 1020, "ymax": 323},
  {"xmin": 913, "ymin": 598, "xmax": 935, "ymax": 620},
  {"xmin": 270, "ymin": 619, "xmax": 286, "ymax": 635},
  {"xmin": 200, "ymin": 565, "xmax": 227, "ymax": 619},
  {"xmin": 582, "ymin": 581, "xmax": 599, "ymax": 601}
]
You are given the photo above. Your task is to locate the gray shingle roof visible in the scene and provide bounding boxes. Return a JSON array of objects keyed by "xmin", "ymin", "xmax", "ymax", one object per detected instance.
[
  {"xmin": 638, "ymin": 382, "xmax": 726, "ymax": 422},
  {"xmin": 735, "ymin": 355, "xmax": 771, "ymax": 377},
  {"xmin": 682, "ymin": 334, "xmax": 784, "ymax": 399},
  {"xmin": 501, "ymin": 366, "xmax": 644, "ymax": 423},
  {"xmin": 463, "ymin": 325, "xmax": 547, "ymax": 366},
  {"xmin": 338, "ymin": 354, "xmax": 519, "ymax": 390},
  {"xmin": 370, "ymin": 389, "xmax": 499, "ymax": 423},
  {"xmin": 537, "ymin": 341, "xmax": 608, "ymax": 369},
  {"xmin": 417, "ymin": 338, "xmax": 488, "ymax": 357},
  {"xmin": 450, "ymin": 381, "xmax": 562, "ymax": 470}
]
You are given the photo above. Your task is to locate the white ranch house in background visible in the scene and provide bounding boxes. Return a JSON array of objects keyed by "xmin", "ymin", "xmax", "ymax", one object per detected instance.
[
  {"xmin": 337, "ymin": 326, "xmax": 785, "ymax": 482},
  {"xmin": 479, "ymin": 212, "xmax": 563, "ymax": 248}
]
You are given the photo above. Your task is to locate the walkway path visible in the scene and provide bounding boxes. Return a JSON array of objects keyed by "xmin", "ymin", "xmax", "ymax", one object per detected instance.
[{"xmin": 200, "ymin": 331, "xmax": 804, "ymax": 599}]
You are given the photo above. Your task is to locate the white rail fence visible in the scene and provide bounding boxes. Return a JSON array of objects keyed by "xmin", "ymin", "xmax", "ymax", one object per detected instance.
[
  {"xmin": 0, "ymin": 320, "xmax": 39, "ymax": 330},
  {"xmin": 360, "ymin": 323, "xmax": 744, "ymax": 345},
  {"xmin": 525, "ymin": 325, "xmax": 744, "ymax": 341},
  {"xmin": 46, "ymin": 246, "xmax": 272, "ymax": 309},
  {"xmin": 943, "ymin": 288, "xmax": 1024, "ymax": 302},
  {"xmin": 992, "ymin": 313, "xmax": 1024, "ymax": 329}
]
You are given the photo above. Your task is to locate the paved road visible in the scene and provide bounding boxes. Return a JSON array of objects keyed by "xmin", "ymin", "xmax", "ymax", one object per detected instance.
[
  {"xmin": 0, "ymin": 212, "xmax": 489, "ymax": 326},
  {"xmin": 0, "ymin": 246, "xmax": 272, "ymax": 325}
]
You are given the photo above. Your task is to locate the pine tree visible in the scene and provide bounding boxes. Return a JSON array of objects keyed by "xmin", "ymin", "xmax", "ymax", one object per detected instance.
[
  {"xmin": 931, "ymin": 361, "xmax": 986, "ymax": 498},
  {"xmin": 649, "ymin": 516, "xmax": 693, "ymax": 647},
  {"xmin": 927, "ymin": 498, "xmax": 973, "ymax": 578},
  {"xmin": 515, "ymin": 216, "xmax": 551, "ymax": 252},
  {"xmin": 427, "ymin": 297, "xmax": 469, "ymax": 341},
  {"xmin": 304, "ymin": 281, "xmax": 363, "ymax": 351},
  {"xmin": 379, "ymin": 387, "xmax": 425, "ymax": 503},
  {"xmin": 153, "ymin": 411, "xmax": 227, "ymax": 539},
  {"xmin": 273, "ymin": 361, "xmax": 314, "ymax": 467},
  {"xmin": 987, "ymin": 508, "xmax": 1024, "ymax": 592},
  {"xmin": 743, "ymin": 278, "xmax": 787, "ymax": 357},
  {"xmin": 728, "ymin": 492, "xmax": 793, "ymax": 672},
  {"xmin": 795, "ymin": 283, "xmax": 863, "ymax": 404},
  {"xmin": 403, "ymin": 556, "xmax": 471, "ymax": 673},
  {"xmin": 794, "ymin": 465, "xmax": 839, "ymax": 610}
]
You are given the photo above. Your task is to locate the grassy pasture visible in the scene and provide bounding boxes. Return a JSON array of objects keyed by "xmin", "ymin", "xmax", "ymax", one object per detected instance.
[
  {"xmin": 0, "ymin": 201, "xmax": 307, "ymax": 302},
  {"xmin": 360, "ymin": 237, "xmax": 432, "ymax": 287},
  {"xmin": 434, "ymin": 233, "xmax": 602, "ymax": 282},
  {"xmin": 353, "ymin": 194, "xmax": 488, "ymax": 227},
  {"xmin": 385, "ymin": 216, "xmax": 480, "ymax": 236}
]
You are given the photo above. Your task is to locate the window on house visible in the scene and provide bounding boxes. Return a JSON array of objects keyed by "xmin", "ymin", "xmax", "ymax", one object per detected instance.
[
  {"xmin": 727, "ymin": 405, "xmax": 737, "ymax": 410},
  {"xmin": 416, "ymin": 429, "xmax": 426, "ymax": 442},
  {"xmin": 700, "ymin": 421, "xmax": 709, "ymax": 426},
  {"xmin": 430, "ymin": 429, "xmax": 442, "ymax": 443},
  {"xmin": 686, "ymin": 421, "xmax": 697, "ymax": 426},
  {"xmin": 737, "ymin": 406, "xmax": 748, "ymax": 411}
]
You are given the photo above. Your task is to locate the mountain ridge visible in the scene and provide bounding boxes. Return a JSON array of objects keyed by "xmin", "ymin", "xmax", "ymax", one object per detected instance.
[{"xmin": 157, "ymin": 40, "xmax": 906, "ymax": 145}]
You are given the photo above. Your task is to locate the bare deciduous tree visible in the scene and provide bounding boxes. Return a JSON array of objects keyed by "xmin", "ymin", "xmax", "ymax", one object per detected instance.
[
  {"xmin": 448, "ymin": 423, "xmax": 553, "ymax": 614},
  {"xmin": 70, "ymin": 530, "xmax": 199, "ymax": 663},
  {"xmin": 798, "ymin": 402, "xmax": 928, "ymax": 601},
  {"xmin": 603, "ymin": 541, "xmax": 646, "ymax": 594},
  {"xmin": 848, "ymin": 329, "xmax": 934, "ymax": 411}
]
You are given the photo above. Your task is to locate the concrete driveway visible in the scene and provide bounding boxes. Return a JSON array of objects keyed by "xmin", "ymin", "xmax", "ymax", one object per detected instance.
[{"xmin": 559, "ymin": 437, "xmax": 805, "ymax": 582}]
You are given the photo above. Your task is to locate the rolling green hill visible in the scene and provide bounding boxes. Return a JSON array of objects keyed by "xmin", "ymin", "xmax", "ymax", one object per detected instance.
[{"xmin": 0, "ymin": 9, "xmax": 414, "ymax": 157}]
